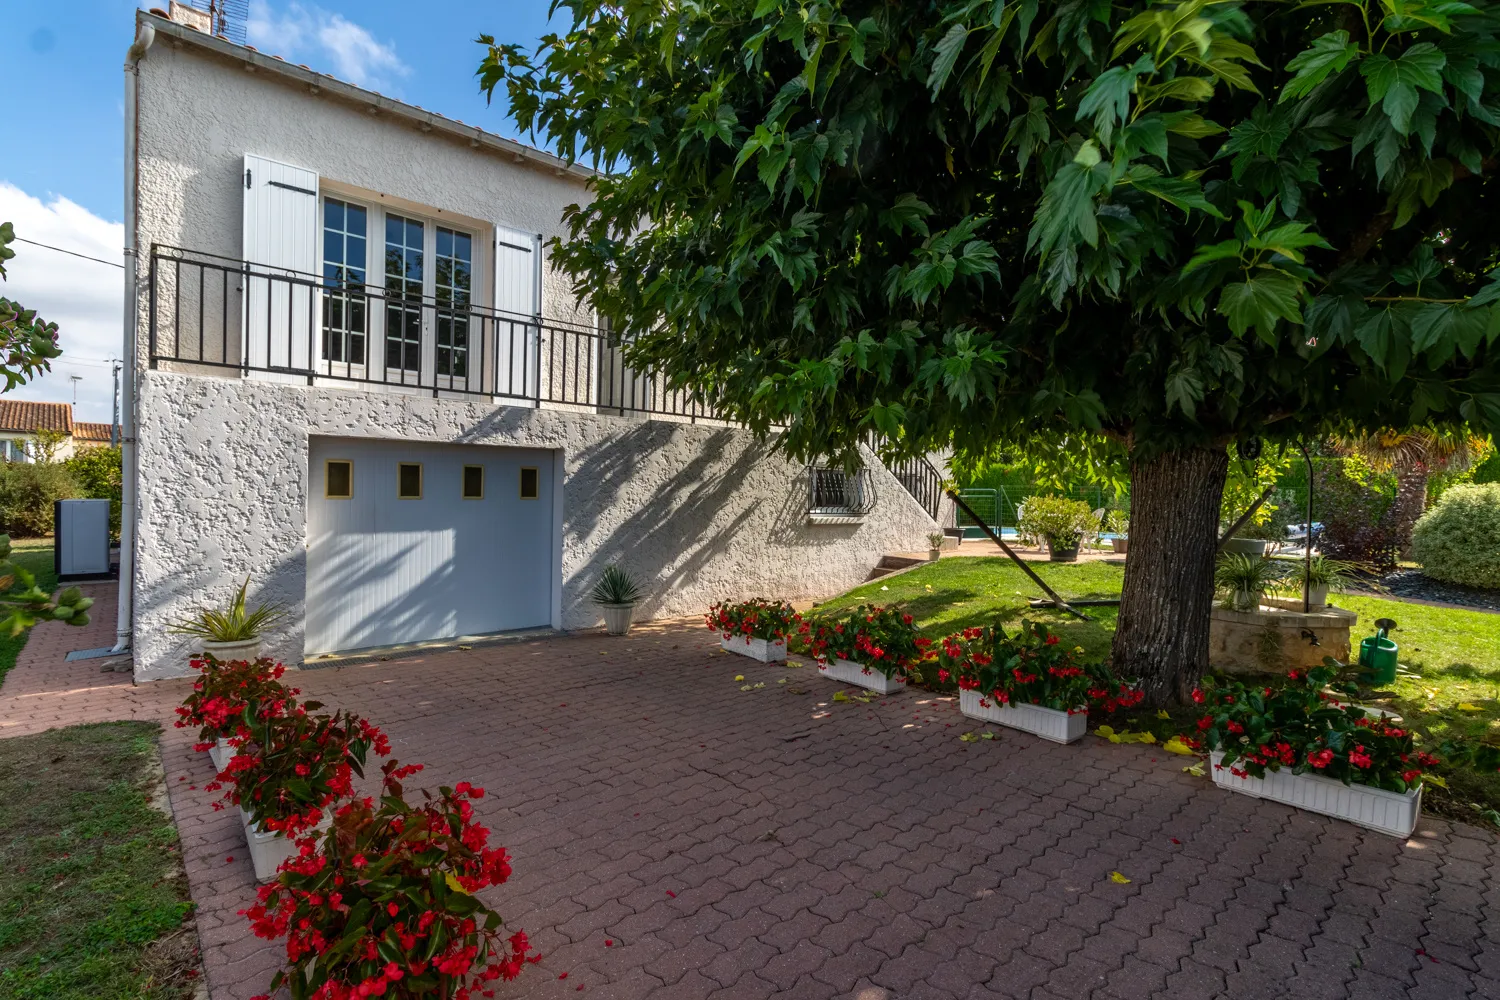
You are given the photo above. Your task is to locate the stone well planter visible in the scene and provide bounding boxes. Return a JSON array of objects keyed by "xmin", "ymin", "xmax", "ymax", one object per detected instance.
[
  {"xmin": 1209, "ymin": 604, "xmax": 1358, "ymax": 676},
  {"xmin": 240, "ymin": 808, "xmax": 301, "ymax": 882},
  {"xmin": 1222, "ymin": 538, "xmax": 1269, "ymax": 557},
  {"xmin": 817, "ymin": 657, "xmax": 904, "ymax": 695},
  {"xmin": 1209, "ymin": 752, "xmax": 1421, "ymax": 839},
  {"xmin": 959, "ymin": 689, "xmax": 1087, "ymax": 744},
  {"xmin": 720, "ymin": 634, "xmax": 787, "ymax": 663}
]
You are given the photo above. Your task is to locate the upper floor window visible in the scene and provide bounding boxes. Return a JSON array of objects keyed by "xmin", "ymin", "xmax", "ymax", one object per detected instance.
[
  {"xmin": 384, "ymin": 214, "xmax": 425, "ymax": 374},
  {"xmin": 435, "ymin": 228, "xmax": 472, "ymax": 379},
  {"xmin": 322, "ymin": 199, "xmax": 367, "ymax": 366}
]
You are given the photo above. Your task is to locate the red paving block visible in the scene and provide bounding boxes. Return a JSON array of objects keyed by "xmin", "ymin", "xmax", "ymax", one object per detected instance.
[{"xmin": 0, "ymin": 592, "xmax": 1495, "ymax": 999}]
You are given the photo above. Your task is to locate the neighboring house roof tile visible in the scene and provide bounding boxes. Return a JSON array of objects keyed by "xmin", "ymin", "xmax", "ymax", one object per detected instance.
[
  {"xmin": 0, "ymin": 401, "xmax": 73, "ymax": 435},
  {"xmin": 75, "ymin": 422, "xmax": 115, "ymax": 443}
]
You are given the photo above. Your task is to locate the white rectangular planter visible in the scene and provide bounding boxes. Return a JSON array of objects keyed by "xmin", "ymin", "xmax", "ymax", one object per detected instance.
[
  {"xmin": 240, "ymin": 808, "xmax": 300, "ymax": 882},
  {"xmin": 958, "ymin": 689, "xmax": 1087, "ymax": 744},
  {"xmin": 720, "ymin": 635, "xmax": 788, "ymax": 663},
  {"xmin": 1209, "ymin": 751, "xmax": 1422, "ymax": 839},
  {"xmin": 817, "ymin": 657, "xmax": 904, "ymax": 695},
  {"xmin": 208, "ymin": 736, "xmax": 235, "ymax": 773}
]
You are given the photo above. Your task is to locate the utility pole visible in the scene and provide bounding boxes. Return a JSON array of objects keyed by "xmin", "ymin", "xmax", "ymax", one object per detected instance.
[{"xmin": 111, "ymin": 361, "xmax": 122, "ymax": 447}]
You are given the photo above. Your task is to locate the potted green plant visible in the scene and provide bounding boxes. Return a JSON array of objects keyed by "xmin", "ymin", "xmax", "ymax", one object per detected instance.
[
  {"xmin": 592, "ymin": 564, "xmax": 643, "ymax": 635},
  {"xmin": 168, "ymin": 576, "xmax": 287, "ymax": 661},
  {"xmin": 1018, "ymin": 495, "xmax": 1094, "ymax": 561},
  {"xmin": 1214, "ymin": 553, "xmax": 1283, "ymax": 611},
  {"xmin": 1290, "ymin": 556, "xmax": 1351, "ymax": 609},
  {"xmin": 1105, "ymin": 510, "xmax": 1130, "ymax": 554},
  {"xmin": 926, "ymin": 532, "xmax": 946, "ymax": 561}
]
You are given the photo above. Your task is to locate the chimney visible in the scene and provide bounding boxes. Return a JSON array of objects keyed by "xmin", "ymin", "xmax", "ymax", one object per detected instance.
[{"xmin": 167, "ymin": 1, "xmax": 213, "ymax": 33}]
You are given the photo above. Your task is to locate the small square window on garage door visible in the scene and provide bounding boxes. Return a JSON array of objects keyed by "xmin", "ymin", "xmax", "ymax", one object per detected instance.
[
  {"xmin": 519, "ymin": 466, "xmax": 539, "ymax": 499},
  {"xmin": 325, "ymin": 459, "xmax": 353, "ymax": 499},
  {"xmin": 462, "ymin": 465, "xmax": 484, "ymax": 499},
  {"xmin": 398, "ymin": 463, "xmax": 423, "ymax": 499}
]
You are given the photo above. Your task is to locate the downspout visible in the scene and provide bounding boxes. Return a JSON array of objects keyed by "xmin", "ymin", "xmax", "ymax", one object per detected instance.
[{"xmin": 113, "ymin": 20, "xmax": 155, "ymax": 655}]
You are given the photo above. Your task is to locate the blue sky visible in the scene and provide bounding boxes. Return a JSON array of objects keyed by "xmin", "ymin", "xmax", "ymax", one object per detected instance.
[{"xmin": 0, "ymin": 0, "xmax": 558, "ymax": 420}]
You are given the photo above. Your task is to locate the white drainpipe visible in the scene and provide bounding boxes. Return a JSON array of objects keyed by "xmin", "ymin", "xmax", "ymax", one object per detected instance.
[{"xmin": 113, "ymin": 21, "xmax": 155, "ymax": 655}]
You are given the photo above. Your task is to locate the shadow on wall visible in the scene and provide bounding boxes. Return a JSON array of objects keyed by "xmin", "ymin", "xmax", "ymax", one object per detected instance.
[
  {"xmin": 560, "ymin": 422, "xmax": 763, "ymax": 623},
  {"xmin": 303, "ymin": 534, "xmax": 460, "ymax": 655},
  {"xmin": 141, "ymin": 543, "xmax": 307, "ymax": 674}
]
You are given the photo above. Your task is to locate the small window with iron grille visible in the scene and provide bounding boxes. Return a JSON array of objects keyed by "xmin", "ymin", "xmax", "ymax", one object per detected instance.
[{"xmin": 808, "ymin": 466, "xmax": 874, "ymax": 516}]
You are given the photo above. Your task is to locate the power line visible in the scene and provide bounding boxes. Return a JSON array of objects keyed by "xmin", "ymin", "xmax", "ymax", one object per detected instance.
[{"xmin": 10, "ymin": 236, "xmax": 125, "ymax": 270}]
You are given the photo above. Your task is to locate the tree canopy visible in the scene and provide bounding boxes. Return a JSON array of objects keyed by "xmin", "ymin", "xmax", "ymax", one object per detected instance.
[
  {"xmin": 0, "ymin": 222, "xmax": 62, "ymax": 393},
  {"xmin": 481, "ymin": 0, "xmax": 1500, "ymax": 467}
]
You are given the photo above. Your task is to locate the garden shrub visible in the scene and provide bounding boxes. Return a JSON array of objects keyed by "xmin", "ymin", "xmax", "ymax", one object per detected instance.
[
  {"xmin": 1017, "ymin": 494, "xmax": 1095, "ymax": 549},
  {"xmin": 0, "ymin": 460, "xmax": 79, "ymax": 537},
  {"xmin": 1410, "ymin": 483, "xmax": 1500, "ymax": 590}
]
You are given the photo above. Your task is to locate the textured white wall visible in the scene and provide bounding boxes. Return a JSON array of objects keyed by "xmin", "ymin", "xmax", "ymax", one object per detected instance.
[{"xmin": 132, "ymin": 372, "xmax": 939, "ymax": 679}]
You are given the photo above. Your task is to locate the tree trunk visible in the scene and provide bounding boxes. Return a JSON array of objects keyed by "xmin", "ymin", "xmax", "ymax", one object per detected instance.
[
  {"xmin": 1111, "ymin": 444, "xmax": 1229, "ymax": 706},
  {"xmin": 1391, "ymin": 465, "xmax": 1429, "ymax": 560}
]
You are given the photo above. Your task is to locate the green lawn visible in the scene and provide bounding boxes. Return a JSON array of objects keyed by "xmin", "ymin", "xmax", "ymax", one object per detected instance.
[
  {"xmin": 813, "ymin": 557, "xmax": 1500, "ymax": 825},
  {"xmin": 0, "ymin": 722, "xmax": 198, "ymax": 999},
  {"xmin": 0, "ymin": 539, "xmax": 58, "ymax": 687}
]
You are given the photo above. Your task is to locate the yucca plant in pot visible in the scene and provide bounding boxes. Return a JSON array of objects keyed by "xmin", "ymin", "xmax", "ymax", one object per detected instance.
[
  {"xmin": 168, "ymin": 576, "xmax": 288, "ymax": 661},
  {"xmin": 1290, "ymin": 556, "xmax": 1351, "ymax": 609},
  {"xmin": 927, "ymin": 532, "xmax": 946, "ymax": 561},
  {"xmin": 1215, "ymin": 553, "xmax": 1283, "ymax": 612},
  {"xmin": 591, "ymin": 564, "xmax": 643, "ymax": 635}
]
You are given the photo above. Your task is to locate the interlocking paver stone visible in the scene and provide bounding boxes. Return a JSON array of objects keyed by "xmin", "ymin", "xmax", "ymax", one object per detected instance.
[{"xmin": 0, "ymin": 593, "xmax": 1494, "ymax": 1000}]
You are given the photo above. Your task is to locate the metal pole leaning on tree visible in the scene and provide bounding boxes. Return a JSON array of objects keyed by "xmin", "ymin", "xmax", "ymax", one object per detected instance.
[{"xmin": 946, "ymin": 488, "xmax": 1090, "ymax": 622}]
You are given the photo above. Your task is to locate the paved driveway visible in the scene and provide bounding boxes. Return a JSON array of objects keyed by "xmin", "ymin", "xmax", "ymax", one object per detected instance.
[{"xmin": 3, "ymin": 599, "xmax": 1497, "ymax": 999}]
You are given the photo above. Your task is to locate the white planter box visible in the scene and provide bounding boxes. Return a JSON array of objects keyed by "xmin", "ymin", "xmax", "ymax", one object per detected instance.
[
  {"xmin": 208, "ymin": 736, "xmax": 236, "ymax": 773},
  {"xmin": 1209, "ymin": 751, "xmax": 1422, "ymax": 839},
  {"xmin": 240, "ymin": 808, "xmax": 300, "ymax": 882},
  {"xmin": 959, "ymin": 689, "xmax": 1087, "ymax": 744},
  {"xmin": 816, "ymin": 657, "xmax": 904, "ymax": 695},
  {"xmin": 720, "ymin": 635, "xmax": 787, "ymax": 662}
]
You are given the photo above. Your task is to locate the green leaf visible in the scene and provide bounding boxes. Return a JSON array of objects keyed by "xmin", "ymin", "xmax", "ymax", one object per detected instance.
[
  {"xmin": 1218, "ymin": 273, "xmax": 1304, "ymax": 343},
  {"xmin": 1281, "ymin": 31, "xmax": 1359, "ymax": 102},
  {"xmin": 1182, "ymin": 238, "xmax": 1243, "ymax": 273},
  {"xmin": 1361, "ymin": 43, "xmax": 1447, "ymax": 135},
  {"xmin": 928, "ymin": 23, "xmax": 969, "ymax": 96},
  {"xmin": 1128, "ymin": 168, "xmax": 1226, "ymax": 218}
]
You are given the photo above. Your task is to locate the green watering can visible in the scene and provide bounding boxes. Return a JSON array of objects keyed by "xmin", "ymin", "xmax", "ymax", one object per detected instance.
[{"xmin": 1358, "ymin": 617, "xmax": 1399, "ymax": 685}]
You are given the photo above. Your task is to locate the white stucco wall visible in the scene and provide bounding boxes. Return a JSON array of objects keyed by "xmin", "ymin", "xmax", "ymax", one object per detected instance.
[{"xmin": 132, "ymin": 372, "xmax": 939, "ymax": 679}]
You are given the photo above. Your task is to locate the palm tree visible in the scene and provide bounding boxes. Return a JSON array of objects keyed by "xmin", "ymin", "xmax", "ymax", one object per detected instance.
[{"xmin": 1338, "ymin": 428, "xmax": 1488, "ymax": 556}]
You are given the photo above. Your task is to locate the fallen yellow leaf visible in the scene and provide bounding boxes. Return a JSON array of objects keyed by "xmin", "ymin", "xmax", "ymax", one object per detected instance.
[
  {"xmin": 1457, "ymin": 703, "xmax": 1485, "ymax": 712},
  {"xmin": 1109, "ymin": 872, "xmax": 1131, "ymax": 884},
  {"xmin": 1423, "ymin": 773, "xmax": 1448, "ymax": 789},
  {"xmin": 1162, "ymin": 738, "xmax": 1196, "ymax": 756},
  {"xmin": 959, "ymin": 732, "xmax": 979, "ymax": 743},
  {"xmin": 1095, "ymin": 725, "xmax": 1116, "ymax": 738},
  {"xmin": 832, "ymin": 691, "xmax": 849, "ymax": 703},
  {"xmin": 740, "ymin": 684, "xmax": 754, "ymax": 692},
  {"xmin": 734, "ymin": 675, "xmax": 745, "ymax": 682},
  {"xmin": 1156, "ymin": 710, "xmax": 1172, "ymax": 720},
  {"xmin": 1182, "ymin": 763, "xmax": 1206, "ymax": 777}
]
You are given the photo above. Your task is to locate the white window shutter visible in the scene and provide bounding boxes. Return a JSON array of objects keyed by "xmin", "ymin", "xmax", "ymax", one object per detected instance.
[
  {"xmin": 243, "ymin": 154, "xmax": 319, "ymax": 374},
  {"xmin": 494, "ymin": 225, "xmax": 541, "ymax": 401}
]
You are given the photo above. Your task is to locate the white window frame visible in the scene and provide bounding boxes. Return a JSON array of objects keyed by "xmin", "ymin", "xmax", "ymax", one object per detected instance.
[{"xmin": 315, "ymin": 194, "xmax": 483, "ymax": 392}]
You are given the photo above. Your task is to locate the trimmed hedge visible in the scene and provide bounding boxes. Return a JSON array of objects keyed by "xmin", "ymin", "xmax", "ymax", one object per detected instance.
[{"xmin": 1411, "ymin": 483, "xmax": 1500, "ymax": 590}]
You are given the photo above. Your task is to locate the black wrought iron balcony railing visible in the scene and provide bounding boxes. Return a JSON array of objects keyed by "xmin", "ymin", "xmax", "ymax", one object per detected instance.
[{"xmin": 146, "ymin": 244, "xmax": 720, "ymax": 420}]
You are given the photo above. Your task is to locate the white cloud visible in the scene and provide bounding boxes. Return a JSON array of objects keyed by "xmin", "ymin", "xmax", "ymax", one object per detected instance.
[
  {"xmin": 246, "ymin": 1, "xmax": 409, "ymax": 92},
  {"xmin": 0, "ymin": 183, "xmax": 124, "ymax": 424}
]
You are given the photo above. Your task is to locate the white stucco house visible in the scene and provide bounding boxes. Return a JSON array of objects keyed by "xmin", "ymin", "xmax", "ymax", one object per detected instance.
[{"xmin": 118, "ymin": 7, "xmax": 947, "ymax": 680}]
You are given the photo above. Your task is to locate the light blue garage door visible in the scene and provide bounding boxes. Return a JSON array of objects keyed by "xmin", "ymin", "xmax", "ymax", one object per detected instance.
[{"xmin": 305, "ymin": 438, "xmax": 555, "ymax": 654}]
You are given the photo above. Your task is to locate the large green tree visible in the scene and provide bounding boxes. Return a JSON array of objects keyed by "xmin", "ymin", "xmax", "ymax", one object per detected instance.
[{"xmin": 481, "ymin": 0, "xmax": 1500, "ymax": 703}]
